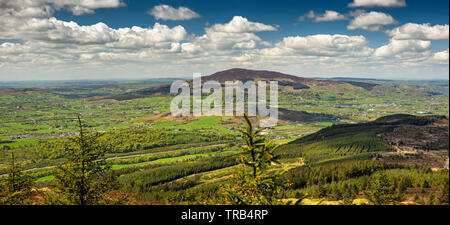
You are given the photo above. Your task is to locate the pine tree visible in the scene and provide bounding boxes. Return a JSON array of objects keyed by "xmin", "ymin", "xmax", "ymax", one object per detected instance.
[
  {"xmin": 53, "ymin": 115, "xmax": 117, "ymax": 205},
  {"xmin": 341, "ymin": 183, "xmax": 356, "ymax": 205},
  {"xmin": 413, "ymin": 194, "xmax": 421, "ymax": 204},
  {"xmin": 223, "ymin": 114, "xmax": 290, "ymax": 205},
  {"xmin": 438, "ymin": 179, "xmax": 449, "ymax": 205},
  {"xmin": 426, "ymin": 193, "xmax": 435, "ymax": 205},
  {"xmin": 422, "ymin": 180, "xmax": 430, "ymax": 188},
  {"xmin": 0, "ymin": 152, "xmax": 36, "ymax": 205},
  {"xmin": 364, "ymin": 173, "xmax": 404, "ymax": 205}
]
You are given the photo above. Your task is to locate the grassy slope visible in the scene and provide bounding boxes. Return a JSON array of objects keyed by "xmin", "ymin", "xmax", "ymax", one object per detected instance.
[{"xmin": 279, "ymin": 114, "xmax": 447, "ymax": 164}]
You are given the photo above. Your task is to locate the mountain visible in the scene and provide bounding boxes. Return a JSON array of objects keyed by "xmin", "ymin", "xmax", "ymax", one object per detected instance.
[
  {"xmin": 104, "ymin": 68, "xmax": 376, "ymax": 100},
  {"xmin": 201, "ymin": 68, "xmax": 381, "ymax": 90},
  {"xmin": 200, "ymin": 68, "xmax": 346, "ymax": 87},
  {"xmin": 202, "ymin": 68, "xmax": 309, "ymax": 83}
]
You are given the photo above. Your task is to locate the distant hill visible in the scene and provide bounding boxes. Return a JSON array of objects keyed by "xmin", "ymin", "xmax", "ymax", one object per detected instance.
[
  {"xmin": 328, "ymin": 77, "xmax": 393, "ymax": 82},
  {"xmin": 203, "ymin": 68, "xmax": 311, "ymax": 83},
  {"xmin": 280, "ymin": 114, "xmax": 449, "ymax": 167},
  {"xmin": 338, "ymin": 81, "xmax": 378, "ymax": 91},
  {"xmin": 278, "ymin": 108, "xmax": 338, "ymax": 122},
  {"xmin": 104, "ymin": 68, "xmax": 379, "ymax": 100},
  {"xmin": 0, "ymin": 88, "xmax": 49, "ymax": 96},
  {"xmin": 200, "ymin": 68, "xmax": 343, "ymax": 87},
  {"xmin": 106, "ymin": 85, "xmax": 171, "ymax": 101}
]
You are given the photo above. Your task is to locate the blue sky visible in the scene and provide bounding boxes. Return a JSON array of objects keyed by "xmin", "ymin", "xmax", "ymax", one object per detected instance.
[
  {"xmin": 55, "ymin": 0, "xmax": 449, "ymax": 48},
  {"xmin": 0, "ymin": 0, "xmax": 448, "ymax": 80}
]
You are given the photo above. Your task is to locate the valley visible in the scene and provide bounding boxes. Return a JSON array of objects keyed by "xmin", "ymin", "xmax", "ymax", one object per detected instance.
[{"xmin": 0, "ymin": 68, "xmax": 448, "ymax": 205}]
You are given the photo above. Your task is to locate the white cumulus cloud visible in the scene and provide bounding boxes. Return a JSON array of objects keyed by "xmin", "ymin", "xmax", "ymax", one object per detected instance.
[
  {"xmin": 387, "ymin": 23, "xmax": 449, "ymax": 40},
  {"xmin": 348, "ymin": 0, "xmax": 406, "ymax": 8},
  {"xmin": 267, "ymin": 34, "xmax": 371, "ymax": 57},
  {"xmin": 0, "ymin": 0, "xmax": 124, "ymax": 16},
  {"xmin": 209, "ymin": 16, "xmax": 277, "ymax": 33},
  {"xmin": 147, "ymin": 4, "xmax": 200, "ymax": 21},
  {"xmin": 374, "ymin": 39, "xmax": 431, "ymax": 57},
  {"xmin": 315, "ymin": 10, "xmax": 347, "ymax": 22},
  {"xmin": 0, "ymin": 0, "xmax": 447, "ymax": 80},
  {"xmin": 180, "ymin": 17, "xmax": 277, "ymax": 54},
  {"xmin": 348, "ymin": 11, "xmax": 397, "ymax": 31},
  {"xmin": 433, "ymin": 49, "xmax": 449, "ymax": 61},
  {"xmin": 300, "ymin": 10, "xmax": 347, "ymax": 22},
  {"xmin": 2, "ymin": 16, "xmax": 187, "ymax": 47}
]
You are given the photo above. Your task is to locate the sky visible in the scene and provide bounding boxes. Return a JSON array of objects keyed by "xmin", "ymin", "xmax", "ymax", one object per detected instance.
[{"xmin": 0, "ymin": 0, "xmax": 448, "ymax": 81}]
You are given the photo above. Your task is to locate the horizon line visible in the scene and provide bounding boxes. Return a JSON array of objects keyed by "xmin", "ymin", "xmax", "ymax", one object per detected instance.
[{"xmin": 0, "ymin": 76, "xmax": 449, "ymax": 82}]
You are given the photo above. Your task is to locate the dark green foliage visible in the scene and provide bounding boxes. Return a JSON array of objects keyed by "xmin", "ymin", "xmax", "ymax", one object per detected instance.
[
  {"xmin": 52, "ymin": 115, "xmax": 118, "ymax": 205},
  {"xmin": 426, "ymin": 193, "xmax": 435, "ymax": 205},
  {"xmin": 223, "ymin": 114, "xmax": 290, "ymax": 205},
  {"xmin": 0, "ymin": 126, "xmax": 235, "ymax": 171},
  {"xmin": 340, "ymin": 183, "xmax": 357, "ymax": 205},
  {"xmin": 165, "ymin": 182, "xmax": 221, "ymax": 204},
  {"xmin": 373, "ymin": 114, "xmax": 446, "ymax": 126},
  {"xmin": 107, "ymin": 145, "xmax": 229, "ymax": 165},
  {"xmin": 100, "ymin": 129, "xmax": 234, "ymax": 154},
  {"xmin": 413, "ymin": 194, "xmax": 421, "ymax": 204},
  {"xmin": 341, "ymin": 81, "xmax": 378, "ymax": 91},
  {"xmin": 108, "ymin": 85, "xmax": 171, "ymax": 101},
  {"xmin": 280, "ymin": 122, "xmax": 395, "ymax": 164},
  {"xmin": 438, "ymin": 179, "xmax": 449, "ymax": 205},
  {"xmin": 364, "ymin": 173, "xmax": 405, "ymax": 205},
  {"xmin": 284, "ymin": 159, "xmax": 448, "ymax": 204},
  {"xmin": 422, "ymin": 180, "xmax": 431, "ymax": 188},
  {"xmin": 278, "ymin": 81, "xmax": 309, "ymax": 90},
  {"xmin": 280, "ymin": 114, "xmax": 445, "ymax": 164},
  {"xmin": 286, "ymin": 161, "xmax": 404, "ymax": 190},
  {"xmin": 0, "ymin": 152, "xmax": 36, "ymax": 205},
  {"xmin": 278, "ymin": 108, "xmax": 338, "ymax": 123},
  {"xmin": 118, "ymin": 156, "xmax": 237, "ymax": 193}
]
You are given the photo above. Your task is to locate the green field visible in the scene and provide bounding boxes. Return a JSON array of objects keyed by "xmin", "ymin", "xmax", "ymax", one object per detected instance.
[{"xmin": 0, "ymin": 78, "xmax": 448, "ymax": 205}]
